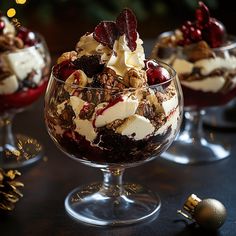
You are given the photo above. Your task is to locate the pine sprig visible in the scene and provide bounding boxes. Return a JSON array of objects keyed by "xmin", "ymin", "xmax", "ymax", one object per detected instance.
[{"xmin": 0, "ymin": 169, "xmax": 24, "ymax": 211}]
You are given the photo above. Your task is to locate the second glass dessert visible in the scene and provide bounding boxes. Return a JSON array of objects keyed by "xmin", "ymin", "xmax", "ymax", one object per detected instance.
[
  {"xmin": 152, "ymin": 2, "xmax": 236, "ymax": 164},
  {"xmin": 45, "ymin": 9, "xmax": 183, "ymax": 226},
  {"xmin": 0, "ymin": 16, "xmax": 51, "ymax": 169}
]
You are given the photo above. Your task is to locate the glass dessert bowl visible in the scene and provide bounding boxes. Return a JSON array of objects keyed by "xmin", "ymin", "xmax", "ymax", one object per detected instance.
[
  {"xmin": 151, "ymin": 2, "xmax": 236, "ymax": 164},
  {"xmin": 0, "ymin": 16, "xmax": 51, "ymax": 169},
  {"xmin": 45, "ymin": 9, "xmax": 183, "ymax": 226}
]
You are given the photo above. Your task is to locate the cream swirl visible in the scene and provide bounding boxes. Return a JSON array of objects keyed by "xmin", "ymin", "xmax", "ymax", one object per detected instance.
[
  {"xmin": 106, "ymin": 34, "xmax": 145, "ymax": 76},
  {"xmin": 76, "ymin": 33, "xmax": 145, "ymax": 77}
]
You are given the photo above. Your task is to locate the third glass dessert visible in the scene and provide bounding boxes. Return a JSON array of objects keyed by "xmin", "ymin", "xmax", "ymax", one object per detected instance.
[
  {"xmin": 0, "ymin": 15, "xmax": 50, "ymax": 168},
  {"xmin": 152, "ymin": 2, "xmax": 235, "ymax": 164},
  {"xmin": 45, "ymin": 9, "xmax": 183, "ymax": 226}
]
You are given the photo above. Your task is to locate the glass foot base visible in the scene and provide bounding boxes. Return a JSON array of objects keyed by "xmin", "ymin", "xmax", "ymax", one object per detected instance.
[
  {"xmin": 65, "ymin": 182, "xmax": 161, "ymax": 226},
  {"xmin": 0, "ymin": 134, "xmax": 43, "ymax": 169},
  {"xmin": 162, "ymin": 138, "xmax": 230, "ymax": 164}
]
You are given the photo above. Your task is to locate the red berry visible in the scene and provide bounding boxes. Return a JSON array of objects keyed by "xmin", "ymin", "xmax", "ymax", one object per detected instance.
[
  {"xmin": 0, "ymin": 20, "xmax": 5, "ymax": 32},
  {"xmin": 202, "ymin": 18, "xmax": 226, "ymax": 48},
  {"xmin": 190, "ymin": 27, "xmax": 202, "ymax": 42},
  {"xmin": 17, "ymin": 27, "xmax": 37, "ymax": 46},
  {"xmin": 147, "ymin": 66, "xmax": 170, "ymax": 86},
  {"xmin": 53, "ymin": 60, "xmax": 77, "ymax": 81},
  {"xmin": 0, "ymin": 80, "xmax": 48, "ymax": 113},
  {"xmin": 145, "ymin": 60, "xmax": 159, "ymax": 69},
  {"xmin": 195, "ymin": 1, "xmax": 210, "ymax": 27},
  {"xmin": 181, "ymin": 25, "xmax": 189, "ymax": 36},
  {"xmin": 185, "ymin": 21, "xmax": 193, "ymax": 27}
]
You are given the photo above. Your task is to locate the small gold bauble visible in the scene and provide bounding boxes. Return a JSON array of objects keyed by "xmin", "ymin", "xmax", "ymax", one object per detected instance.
[
  {"xmin": 178, "ymin": 194, "xmax": 227, "ymax": 231},
  {"xmin": 194, "ymin": 198, "xmax": 227, "ymax": 230}
]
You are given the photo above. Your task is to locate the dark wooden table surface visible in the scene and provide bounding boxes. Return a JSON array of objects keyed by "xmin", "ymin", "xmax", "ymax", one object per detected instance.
[{"xmin": 1, "ymin": 42, "xmax": 236, "ymax": 236}]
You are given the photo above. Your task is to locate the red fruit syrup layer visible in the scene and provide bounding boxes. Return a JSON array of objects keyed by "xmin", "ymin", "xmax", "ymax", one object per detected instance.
[
  {"xmin": 182, "ymin": 85, "xmax": 236, "ymax": 108},
  {"xmin": 0, "ymin": 79, "xmax": 48, "ymax": 114}
]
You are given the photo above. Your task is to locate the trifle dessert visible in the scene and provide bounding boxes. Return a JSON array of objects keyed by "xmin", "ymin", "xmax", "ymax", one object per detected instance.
[
  {"xmin": 45, "ymin": 8, "xmax": 183, "ymax": 226},
  {"xmin": 152, "ymin": 1, "xmax": 236, "ymax": 107},
  {"xmin": 45, "ymin": 9, "xmax": 182, "ymax": 165},
  {"xmin": 151, "ymin": 2, "xmax": 234, "ymax": 164},
  {"xmin": 0, "ymin": 14, "xmax": 50, "ymax": 169},
  {"xmin": 0, "ymin": 15, "xmax": 50, "ymax": 113}
]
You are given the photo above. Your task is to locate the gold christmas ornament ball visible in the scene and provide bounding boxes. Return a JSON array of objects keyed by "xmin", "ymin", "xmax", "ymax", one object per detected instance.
[
  {"xmin": 178, "ymin": 194, "xmax": 227, "ymax": 231},
  {"xmin": 194, "ymin": 198, "xmax": 227, "ymax": 230}
]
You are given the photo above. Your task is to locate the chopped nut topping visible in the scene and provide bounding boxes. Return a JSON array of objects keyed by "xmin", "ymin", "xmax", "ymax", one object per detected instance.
[
  {"xmin": 57, "ymin": 51, "xmax": 78, "ymax": 64},
  {"xmin": 123, "ymin": 68, "xmax": 147, "ymax": 88},
  {"xmin": 0, "ymin": 33, "xmax": 24, "ymax": 51},
  {"xmin": 184, "ymin": 41, "xmax": 214, "ymax": 62}
]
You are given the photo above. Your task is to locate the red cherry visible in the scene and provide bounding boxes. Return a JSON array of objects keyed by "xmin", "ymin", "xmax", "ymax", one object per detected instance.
[
  {"xmin": 190, "ymin": 27, "xmax": 202, "ymax": 42},
  {"xmin": 53, "ymin": 60, "xmax": 77, "ymax": 81},
  {"xmin": 181, "ymin": 25, "xmax": 189, "ymax": 37},
  {"xmin": 17, "ymin": 27, "xmax": 37, "ymax": 46},
  {"xmin": 202, "ymin": 18, "xmax": 226, "ymax": 48},
  {"xmin": 180, "ymin": 21, "xmax": 202, "ymax": 45},
  {"xmin": 185, "ymin": 21, "xmax": 193, "ymax": 27},
  {"xmin": 0, "ymin": 20, "xmax": 5, "ymax": 32},
  {"xmin": 145, "ymin": 59, "xmax": 159, "ymax": 69},
  {"xmin": 147, "ymin": 66, "xmax": 170, "ymax": 86},
  {"xmin": 195, "ymin": 1, "xmax": 210, "ymax": 27}
]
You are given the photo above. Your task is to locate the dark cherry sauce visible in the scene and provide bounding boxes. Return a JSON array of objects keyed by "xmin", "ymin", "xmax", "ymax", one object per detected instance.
[
  {"xmin": 55, "ymin": 126, "xmax": 172, "ymax": 164},
  {"xmin": 0, "ymin": 79, "xmax": 48, "ymax": 113},
  {"xmin": 182, "ymin": 85, "xmax": 236, "ymax": 107}
]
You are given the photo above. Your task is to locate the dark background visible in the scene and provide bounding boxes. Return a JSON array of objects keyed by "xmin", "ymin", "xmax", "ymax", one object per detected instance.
[
  {"xmin": 1, "ymin": 0, "xmax": 236, "ymax": 54},
  {"xmin": 1, "ymin": 1, "xmax": 236, "ymax": 235}
]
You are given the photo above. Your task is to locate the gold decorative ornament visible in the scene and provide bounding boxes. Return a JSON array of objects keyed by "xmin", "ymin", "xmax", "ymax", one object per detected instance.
[
  {"xmin": 0, "ymin": 168, "xmax": 24, "ymax": 211},
  {"xmin": 178, "ymin": 194, "xmax": 227, "ymax": 230}
]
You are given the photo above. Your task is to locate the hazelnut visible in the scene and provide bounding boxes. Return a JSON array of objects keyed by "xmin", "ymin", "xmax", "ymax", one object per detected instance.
[
  {"xmin": 124, "ymin": 68, "xmax": 147, "ymax": 88},
  {"xmin": 64, "ymin": 69, "xmax": 88, "ymax": 93},
  {"xmin": 57, "ymin": 51, "xmax": 78, "ymax": 64},
  {"xmin": 14, "ymin": 37, "xmax": 24, "ymax": 49},
  {"xmin": 184, "ymin": 41, "xmax": 214, "ymax": 62}
]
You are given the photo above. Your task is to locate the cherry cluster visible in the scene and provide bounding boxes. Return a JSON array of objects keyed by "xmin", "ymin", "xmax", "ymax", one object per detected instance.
[
  {"xmin": 178, "ymin": 1, "xmax": 226, "ymax": 48},
  {"xmin": 16, "ymin": 27, "xmax": 38, "ymax": 46},
  {"xmin": 0, "ymin": 15, "xmax": 38, "ymax": 47}
]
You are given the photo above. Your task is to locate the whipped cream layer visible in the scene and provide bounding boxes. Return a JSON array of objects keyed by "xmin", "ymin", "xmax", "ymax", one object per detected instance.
[
  {"xmin": 0, "ymin": 46, "xmax": 46, "ymax": 95},
  {"xmin": 94, "ymin": 95, "xmax": 139, "ymax": 128},
  {"xmin": 155, "ymin": 106, "xmax": 180, "ymax": 140},
  {"xmin": 116, "ymin": 114, "xmax": 155, "ymax": 140},
  {"xmin": 5, "ymin": 47, "xmax": 45, "ymax": 82},
  {"xmin": 107, "ymin": 35, "xmax": 145, "ymax": 76},
  {"xmin": 172, "ymin": 56, "xmax": 236, "ymax": 93},
  {"xmin": 0, "ymin": 75, "xmax": 18, "ymax": 95},
  {"xmin": 55, "ymin": 85, "xmax": 180, "ymax": 147}
]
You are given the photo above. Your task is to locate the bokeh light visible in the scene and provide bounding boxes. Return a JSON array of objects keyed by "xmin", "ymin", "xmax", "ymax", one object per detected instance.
[
  {"xmin": 16, "ymin": 0, "xmax": 27, "ymax": 4},
  {"xmin": 7, "ymin": 8, "xmax": 16, "ymax": 18}
]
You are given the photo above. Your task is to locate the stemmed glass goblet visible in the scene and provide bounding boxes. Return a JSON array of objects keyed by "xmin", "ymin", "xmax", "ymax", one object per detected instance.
[
  {"xmin": 0, "ymin": 34, "xmax": 51, "ymax": 169},
  {"xmin": 45, "ymin": 61, "xmax": 183, "ymax": 226},
  {"xmin": 152, "ymin": 32, "xmax": 236, "ymax": 164}
]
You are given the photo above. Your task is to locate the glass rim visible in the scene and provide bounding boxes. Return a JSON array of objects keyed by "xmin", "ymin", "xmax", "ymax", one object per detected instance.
[
  {"xmin": 50, "ymin": 59, "xmax": 177, "ymax": 91},
  {"xmin": 157, "ymin": 31, "xmax": 236, "ymax": 51}
]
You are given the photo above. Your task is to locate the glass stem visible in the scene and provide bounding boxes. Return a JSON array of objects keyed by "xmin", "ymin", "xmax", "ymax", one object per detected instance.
[
  {"xmin": 183, "ymin": 108, "xmax": 205, "ymax": 142},
  {"xmin": 100, "ymin": 168, "xmax": 125, "ymax": 197},
  {"xmin": 0, "ymin": 114, "xmax": 15, "ymax": 152}
]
